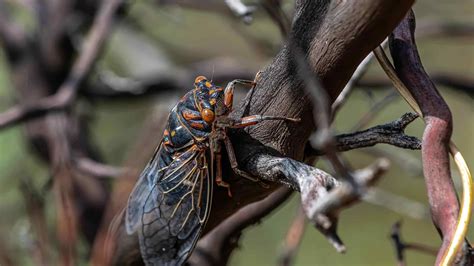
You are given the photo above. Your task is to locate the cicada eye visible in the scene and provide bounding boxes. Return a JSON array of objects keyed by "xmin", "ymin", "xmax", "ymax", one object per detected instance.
[
  {"xmin": 194, "ymin": 76, "xmax": 207, "ymax": 85},
  {"xmin": 201, "ymin": 109, "xmax": 215, "ymax": 124}
]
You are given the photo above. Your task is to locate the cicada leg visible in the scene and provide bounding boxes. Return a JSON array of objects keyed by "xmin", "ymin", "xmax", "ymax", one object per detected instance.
[
  {"xmin": 222, "ymin": 136, "xmax": 270, "ymax": 189},
  {"xmin": 216, "ymin": 114, "xmax": 298, "ymax": 188},
  {"xmin": 210, "ymin": 135, "xmax": 233, "ymax": 197},
  {"xmin": 230, "ymin": 115, "xmax": 300, "ymax": 128},
  {"xmin": 224, "ymin": 70, "xmax": 262, "ymax": 110},
  {"xmin": 215, "ymin": 152, "xmax": 232, "ymax": 197}
]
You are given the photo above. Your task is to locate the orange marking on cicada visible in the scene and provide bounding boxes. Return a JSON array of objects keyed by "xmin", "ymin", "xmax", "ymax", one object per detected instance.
[
  {"xmin": 182, "ymin": 110, "xmax": 201, "ymax": 121},
  {"xmin": 190, "ymin": 122, "xmax": 205, "ymax": 130},
  {"xmin": 201, "ymin": 109, "xmax": 215, "ymax": 124},
  {"xmin": 224, "ymin": 90, "xmax": 233, "ymax": 108},
  {"xmin": 194, "ymin": 76, "xmax": 207, "ymax": 84},
  {"xmin": 239, "ymin": 116, "xmax": 258, "ymax": 126}
]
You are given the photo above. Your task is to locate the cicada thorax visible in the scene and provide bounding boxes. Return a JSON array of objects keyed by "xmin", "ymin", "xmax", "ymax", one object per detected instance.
[{"xmin": 162, "ymin": 82, "xmax": 224, "ymax": 153}]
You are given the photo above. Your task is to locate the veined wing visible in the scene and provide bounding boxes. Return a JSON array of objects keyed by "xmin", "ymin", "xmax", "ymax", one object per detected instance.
[{"xmin": 126, "ymin": 144, "xmax": 213, "ymax": 266}]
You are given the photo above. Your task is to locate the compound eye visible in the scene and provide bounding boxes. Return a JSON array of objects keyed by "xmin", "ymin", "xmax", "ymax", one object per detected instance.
[
  {"xmin": 194, "ymin": 76, "xmax": 207, "ymax": 84},
  {"xmin": 201, "ymin": 109, "xmax": 215, "ymax": 124}
]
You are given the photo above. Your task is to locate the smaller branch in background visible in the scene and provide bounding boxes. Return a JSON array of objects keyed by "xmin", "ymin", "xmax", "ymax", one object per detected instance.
[
  {"xmin": 225, "ymin": 0, "xmax": 256, "ymax": 24},
  {"xmin": 331, "ymin": 39, "xmax": 388, "ymax": 116},
  {"xmin": 302, "ymin": 158, "xmax": 390, "ymax": 253},
  {"xmin": 305, "ymin": 112, "xmax": 421, "ymax": 158},
  {"xmin": 0, "ymin": 0, "xmax": 28, "ymax": 55},
  {"xmin": 19, "ymin": 176, "xmax": 51, "ymax": 266},
  {"xmin": 350, "ymin": 91, "xmax": 399, "ymax": 131},
  {"xmin": 0, "ymin": 238, "xmax": 15, "ymax": 266},
  {"xmin": 363, "ymin": 147, "xmax": 423, "ymax": 177},
  {"xmin": 0, "ymin": 0, "xmax": 124, "ymax": 130},
  {"xmin": 339, "ymin": 112, "xmax": 421, "ymax": 151},
  {"xmin": 261, "ymin": 0, "xmax": 291, "ymax": 37},
  {"xmin": 278, "ymin": 207, "xmax": 307, "ymax": 266},
  {"xmin": 74, "ymin": 157, "xmax": 132, "ymax": 178},
  {"xmin": 416, "ymin": 20, "xmax": 474, "ymax": 39},
  {"xmin": 363, "ymin": 188, "xmax": 429, "ymax": 220},
  {"xmin": 390, "ymin": 221, "xmax": 438, "ymax": 266},
  {"xmin": 188, "ymin": 187, "xmax": 294, "ymax": 266},
  {"xmin": 356, "ymin": 73, "xmax": 474, "ymax": 98}
]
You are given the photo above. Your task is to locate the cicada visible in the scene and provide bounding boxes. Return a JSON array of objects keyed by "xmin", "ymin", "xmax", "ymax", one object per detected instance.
[{"xmin": 126, "ymin": 75, "xmax": 298, "ymax": 265}]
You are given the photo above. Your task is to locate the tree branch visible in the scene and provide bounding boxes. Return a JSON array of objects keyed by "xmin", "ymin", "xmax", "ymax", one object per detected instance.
[
  {"xmin": 0, "ymin": 0, "xmax": 124, "ymax": 130},
  {"xmin": 305, "ymin": 112, "xmax": 421, "ymax": 158},
  {"xmin": 388, "ymin": 10, "xmax": 472, "ymax": 264},
  {"xmin": 390, "ymin": 221, "xmax": 437, "ymax": 266},
  {"xmin": 278, "ymin": 207, "xmax": 307, "ymax": 266}
]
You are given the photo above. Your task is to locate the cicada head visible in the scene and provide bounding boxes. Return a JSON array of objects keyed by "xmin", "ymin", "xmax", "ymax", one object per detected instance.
[{"xmin": 193, "ymin": 76, "xmax": 228, "ymax": 123}]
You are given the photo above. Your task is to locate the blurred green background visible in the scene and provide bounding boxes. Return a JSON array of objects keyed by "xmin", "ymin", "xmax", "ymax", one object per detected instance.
[{"xmin": 0, "ymin": 0, "xmax": 472, "ymax": 265}]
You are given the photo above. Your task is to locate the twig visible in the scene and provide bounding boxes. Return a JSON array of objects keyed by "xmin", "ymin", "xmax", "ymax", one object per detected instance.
[
  {"xmin": 305, "ymin": 113, "xmax": 421, "ymax": 157},
  {"xmin": 390, "ymin": 221, "xmax": 438, "ymax": 266},
  {"xmin": 340, "ymin": 112, "xmax": 420, "ymax": 150},
  {"xmin": 362, "ymin": 147, "xmax": 423, "ymax": 177},
  {"xmin": 302, "ymin": 158, "xmax": 390, "ymax": 253},
  {"xmin": 278, "ymin": 207, "xmax": 307, "ymax": 266},
  {"xmin": 416, "ymin": 20, "xmax": 474, "ymax": 39},
  {"xmin": 74, "ymin": 157, "xmax": 131, "ymax": 178},
  {"xmin": 331, "ymin": 39, "xmax": 388, "ymax": 116},
  {"xmin": 357, "ymin": 73, "xmax": 474, "ymax": 97},
  {"xmin": 363, "ymin": 188, "xmax": 429, "ymax": 220},
  {"xmin": 0, "ymin": 0, "xmax": 27, "ymax": 49},
  {"xmin": 0, "ymin": 239, "xmax": 15, "ymax": 266},
  {"xmin": 225, "ymin": 0, "xmax": 256, "ymax": 24},
  {"xmin": 261, "ymin": 0, "xmax": 291, "ymax": 37},
  {"xmin": 350, "ymin": 91, "xmax": 399, "ymax": 131},
  {"xmin": 19, "ymin": 177, "xmax": 51, "ymax": 266},
  {"xmin": 0, "ymin": 0, "xmax": 123, "ymax": 129}
]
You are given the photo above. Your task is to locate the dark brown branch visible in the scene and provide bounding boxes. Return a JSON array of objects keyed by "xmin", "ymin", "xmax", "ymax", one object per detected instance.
[
  {"xmin": 339, "ymin": 112, "xmax": 420, "ymax": 151},
  {"xmin": 0, "ymin": 0, "xmax": 123, "ymax": 130},
  {"xmin": 188, "ymin": 187, "xmax": 293, "ymax": 266},
  {"xmin": 388, "ymin": 10, "xmax": 472, "ymax": 264},
  {"xmin": 306, "ymin": 112, "xmax": 421, "ymax": 158}
]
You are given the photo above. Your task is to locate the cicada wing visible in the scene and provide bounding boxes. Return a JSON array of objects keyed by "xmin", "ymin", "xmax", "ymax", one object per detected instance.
[
  {"xmin": 126, "ymin": 145, "xmax": 169, "ymax": 235},
  {"xmin": 138, "ymin": 147, "xmax": 213, "ymax": 266}
]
